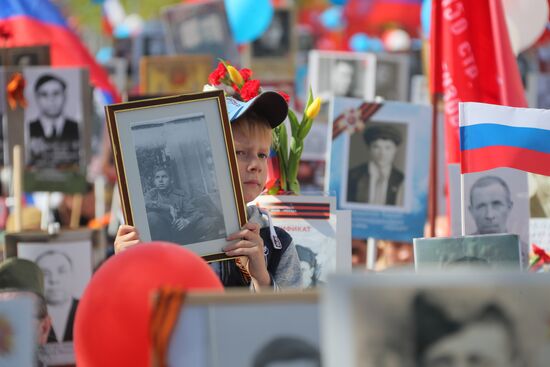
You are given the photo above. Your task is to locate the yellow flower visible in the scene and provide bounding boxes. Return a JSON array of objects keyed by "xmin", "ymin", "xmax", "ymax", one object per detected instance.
[
  {"xmin": 305, "ymin": 97, "xmax": 321, "ymax": 119},
  {"xmin": 227, "ymin": 65, "xmax": 244, "ymax": 87}
]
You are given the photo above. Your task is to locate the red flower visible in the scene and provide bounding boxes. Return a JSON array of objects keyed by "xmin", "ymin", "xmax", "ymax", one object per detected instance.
[
  {"xmin": 277, "ymin": 91, "xmax": 290, "ymax": 104},
  {"xmin": 240, "ymin": 79, "xmax": 261, "ymax": 101},
  {"xmin": 208, "ymin": 62, "xmax": 227, "ymax": 85},
  {"xmin": 239, "ymin": 68, "xmax": 252, "ymax": 81}
]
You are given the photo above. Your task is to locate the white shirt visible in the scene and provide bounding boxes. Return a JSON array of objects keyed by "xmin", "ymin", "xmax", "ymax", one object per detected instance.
[
  {"xmin": 39, "ymin": 116, "xmax": 65, "ymax": 138},
  {"xmin": 368, "ymin": 162, "xmax": 392, "ymax": 205},
  {"xmin": 48, "ymin": 300, "xmax": 72, "ymax": 341}
]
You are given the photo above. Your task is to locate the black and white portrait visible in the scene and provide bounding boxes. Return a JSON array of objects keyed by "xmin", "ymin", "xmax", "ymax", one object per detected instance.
[
  {"xmin": 252, "ymin": 10, "xmax": 291, "ymax": 58},
  {"xmin": 132, "ymin": 113, "xmax": 226, "ymax": 245},
  {"xmin": 308, "ymin": 51, "xmax": 376, "ymax": 100},
  {"xmin": 0, "ymin": 45, "xmax": 50, "ymax": 67},
  {"xmin": 346, "ymin": 122, "xmax": 408, "ymax": 207},
  {"xmin": 374, "ymin": 54, "xmax": 409, "ymax": 102},
  {"xmin": 17, "ymin": 240, "xmax": 92, "ymax": 344},
  {"xmin": 23, "ymin": 68, "xmax": 83, "ymax": 169},
  {"xmin": 463, "ymin": 168, "xmax": 529, "ymax": 263},
  {"xmin": 296, "ymin": 244, "xmax": 322, "ymax": 289},
  {"xmin": 529, "ymin": 173, "xmax": 550, "ymax": 218},
  {"xmin": 169, "ymin": 295, "xmax": 320, "ymax": 367},
  {"xmin": 323, "ymin": 273, "xmax": 550, "ymax": 367},
  {"xmin": 162, "ymin": 1, "xmax": 240, "ymax": 64},
  {"xmin": 414, "ymin": 233, "xmax": 522, "ymax": 270}
]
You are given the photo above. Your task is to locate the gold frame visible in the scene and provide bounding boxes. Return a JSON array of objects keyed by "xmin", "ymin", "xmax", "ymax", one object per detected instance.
[{"xmin": 105, "ymin": 90, "xmax": 247, "ymax": 261}]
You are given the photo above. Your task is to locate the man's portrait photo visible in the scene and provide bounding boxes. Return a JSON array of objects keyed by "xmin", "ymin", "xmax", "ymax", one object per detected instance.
[
  {"xmin": 464, "ymin": 169, "xmax": 529, "ymax": 262},
  {"xmin": 132, "ymin": 115, "xmax": 226, "ymax": 246},
  {"xmin": 16, "ymin": 240, "xmax": 92, "ymax": 344},
  {"xmin": 346, "ymin": 123, "xmax": 408, "ymax": 207},
  {"xmin": 24, "ymin": 68, "xmax": 83, "ymax": 169},
  {"xmin": 309, "ymin": 51, "xmax": 376, "ymax": 100},
  {"xmin": 252, "ymin": 9, "xmax": 291, "ymax": 58},
  {"xmin": 252, "ymin": 336, "xmax": 321, "ymax": 367},
  {"xmin": 295, "ymin": 245, "xmax": 322, "ymax": 289}
]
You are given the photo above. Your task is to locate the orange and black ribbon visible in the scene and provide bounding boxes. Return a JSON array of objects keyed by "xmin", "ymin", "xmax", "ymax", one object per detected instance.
[
  {"xmin": 150, "ymin": 287, "xmax": 187, "ymax": 367},
  {"xmin": 6, "ymin": 73, "xmax": 27, "ymax": 110},
  {"xmin": 332, "ymin": 102, "xmax": 382, "ymax": 139}
]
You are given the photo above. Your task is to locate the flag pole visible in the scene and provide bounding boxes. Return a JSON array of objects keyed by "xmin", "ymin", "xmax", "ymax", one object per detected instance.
[
  {"xmin": 428, "ymin": 93, "xmax": 439, "ymax": 237},
  {"xmin": 460, "ymin": 171, "xmax": 466, "ymax": 236}
]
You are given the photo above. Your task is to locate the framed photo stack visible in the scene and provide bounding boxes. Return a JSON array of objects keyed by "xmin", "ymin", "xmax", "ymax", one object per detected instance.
[{"xmin": 105, "ymin": 90, "xmax": 246, "ymax": 261}]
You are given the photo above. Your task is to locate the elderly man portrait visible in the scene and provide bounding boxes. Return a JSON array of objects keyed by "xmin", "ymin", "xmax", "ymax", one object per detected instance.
[
  {"xmin": 329, "ymin": 59, "xmax": 358, "ymax": 98},
  {"xmin": 347, "ymin": 125, "xmax": 405, "ymax": 206},
  {"xmin": 468, "ymin": 176, "xmax": 515, "ymax": 235},
  {"xmin": 27, "ymin": 74, "xmax": 80, "ymax": 169},
  {"xmin": 35, "ymin": 250, "xmax": 78, "ymax": 343}
]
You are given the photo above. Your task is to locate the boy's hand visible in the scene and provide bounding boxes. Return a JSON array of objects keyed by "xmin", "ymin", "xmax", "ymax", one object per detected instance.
[
  {"xmin": 225, "ymin": 222, "xmax": 271, "ymax": 287},
  {"xmin": 174, "ymin": 217, "xmax": 190, "ymax": 231},
  {"xmin": 114, "ymin": 225, "xmax": 141, "ymax": 254}
]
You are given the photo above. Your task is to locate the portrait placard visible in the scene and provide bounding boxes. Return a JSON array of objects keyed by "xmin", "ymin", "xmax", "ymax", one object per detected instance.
[
  {"xmin": 326, "ymin": 97, "xmax": 432, "ymax": 241},
  {"xmin": 414, "ymin": 233, "xmax": 522, "ymax": 270},
  {"xmin": 161, "ymin": 1, "xmax": 239, "ymax": 65},
  {"xmin": 0, "ymin": 68, "xmax": 5, "ymax": 167},
  {"xmin": 161, "ymin": 291, "xmax": 320, "ymax": 367},
  {"xmin": 374, "ymin": 52, "xmax": 409, "ymax": 102},
  {"xmin": 5, "ymin": 230, "xmax": 97, "ymax": 365},
  {"xmin": 308, "ymin": 50, "xmax": 376, "ymax": 102},
  {"xmin": 0, "ymin": 45, "xmax": 50, "ymax": 67},
  {"xmin": 139, "ymin": 54, "xmax": 212, "ymax": 95},
  {"xmin": 0, "ymin": 295, "xmax": 36, "ymax": 367},
  {"xmin": 254, "ymin": 195, "xmax": 341, "ymax": 288},
  {"xmin": 105, "ymin": 91, "xmax": 246, "ymax": 261},
  {"xmin": 9, "ymin": 66, "xmax": 92, "ymax": 192},
  {"xmin": 323, "ymin": 273, "xmax": 550, "ymax": 367},
  {"xmin": 242, "ymin": 6, "xmax": 297, "ymax": 81},
  {"xmin": 462, "ymin": 168, "xmax": 530, "ymax": 266}
]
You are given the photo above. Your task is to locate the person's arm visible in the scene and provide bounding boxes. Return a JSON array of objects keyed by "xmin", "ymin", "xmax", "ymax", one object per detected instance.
[
  {"xmin": 144, "ymin": 190, "xmax": 173, "ymax": 214},
  {"xmin": 224, "ymin": 222, "xmax": 271, "ymax": 287}
]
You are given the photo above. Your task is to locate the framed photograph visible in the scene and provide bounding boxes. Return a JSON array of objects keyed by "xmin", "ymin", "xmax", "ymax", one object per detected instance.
[
  {"xmin": 414, "ymin": 233, "xmax": 522, "ymax": 270},
  {"xmin": 5, "ymin": 229, "xmax": 99, "ymax": 366},
  {"xmin": 254, "ymin": 195, "xmax": 344, "ymax": 288},
  {"xmin": 242, "ymin": 6, "xmax": 297, "ymax": 81},
  {"xmin": 157, "ymin": 291, "xmax": 320, "ymax": 367},
  {"xmin": 139, "ymin": 54, "xmax": 213, "ymax": 95},
  {"xmin": 323, "ymin": 273, "xmax": 550, "ymax": 367},
  {"xmin": 308, "ymin": 50, "xmax": 376, "ymax": 101},
  {"xmin": 374, "ymin": 52, "xmax": 410, "ymax": 102},
  {"xmin": 161, "ymin": 0, "xmax": 240, "ymax": 66},
  {"xmin": 0, "ymin": 45, "xmax": 50, "ymax": 67},
  {"xmin": 105, "ymin": 90, "xmax": 246, "ymax": 261},
  {"xmin": 326, "ymin": 97, "xmax": 432, "ymax": 241},
  {"xmin": 7, "ymin": 66, "xmax": 93, "ymax": 192},
  {"xmin": 463, "ymin": 168, "xmax": 530, "ymax": 266},
  {"xmin": 0, "ymin": 295, "xmax": 36, "ymax": 367}
]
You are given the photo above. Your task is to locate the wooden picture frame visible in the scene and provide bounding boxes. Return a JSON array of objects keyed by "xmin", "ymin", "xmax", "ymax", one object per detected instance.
[
  {"xmin": 242, "ymin": 5, "xmax": 297, "ymax": 81},
  {"xmin": 0, "ymin": 45, "xmax": 50, "ymax": 67},
  {"xmin": 105, "ymin": 90, "xmax": 246, "ymax": 261}
]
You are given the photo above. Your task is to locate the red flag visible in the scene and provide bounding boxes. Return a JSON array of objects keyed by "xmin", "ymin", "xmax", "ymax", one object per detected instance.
[{"xmin": 430, "ymin": 0, "xmax": 527, "ymax": 164}]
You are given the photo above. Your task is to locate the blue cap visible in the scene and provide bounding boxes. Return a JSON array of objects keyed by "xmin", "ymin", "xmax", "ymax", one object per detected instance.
[{"xmin": 225, "ymin": 91, "xmax": 288, "ymax": 128}]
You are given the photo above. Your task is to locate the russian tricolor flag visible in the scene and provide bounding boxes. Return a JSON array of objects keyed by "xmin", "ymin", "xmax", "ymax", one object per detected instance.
[
  {"xmin": 459, "ymin": 102, "xmax": 550, "ymax": 176},
  {"xmin": 0, "ymin": 0, "xmax": 120, "ymax": 103}
]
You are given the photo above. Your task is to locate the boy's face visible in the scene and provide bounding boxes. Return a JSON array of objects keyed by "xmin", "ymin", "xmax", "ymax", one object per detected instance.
[{"xmin": 232, "ymin": 125, "xmax": 270, "ymax": 203}]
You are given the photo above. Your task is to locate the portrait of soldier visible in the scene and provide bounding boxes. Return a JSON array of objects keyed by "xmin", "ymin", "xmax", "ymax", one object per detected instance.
[{"xmin": 27, "ymin": 74, "xmax": 80, "ymax": 169}]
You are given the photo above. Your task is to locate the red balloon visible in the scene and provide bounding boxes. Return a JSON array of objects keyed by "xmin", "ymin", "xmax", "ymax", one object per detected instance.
[{"xmin": 74, "ymin": 242, "xmax": 223, "ymax": 367}]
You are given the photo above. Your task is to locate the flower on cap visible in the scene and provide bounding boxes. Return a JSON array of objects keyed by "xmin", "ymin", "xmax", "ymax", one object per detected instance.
[
  {"xmin": 208, "ymin": 62, "xmax": 227, "ymax": 86},
  {"xmin": 277, "ymin": 91, "xmax": 290, "ymax": 104},
  {"xmin": 240, "ymin": 79, "xmax": 261, "ymax": 101},
  {"xmin": 227, "ymin": 65, "xmax": 244, "ymax": 88},
  {"xmin": 239, "ymin": 68, "xmax": 252, "ymax": 82}
]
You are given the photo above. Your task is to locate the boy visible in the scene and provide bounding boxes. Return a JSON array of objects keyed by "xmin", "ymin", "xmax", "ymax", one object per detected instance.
[{"xmin": 115, "ymin": 92, "xmax": 302, "ymax": 289}]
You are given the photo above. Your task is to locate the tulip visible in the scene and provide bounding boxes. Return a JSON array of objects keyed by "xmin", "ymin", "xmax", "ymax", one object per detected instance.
[
  {"xmin": 305, "ymin": 97, "xmax": 321, "ymax": 120},
  {"xmin": 227, "ymin": 65, "xmax": 244, "ymax": 88}
]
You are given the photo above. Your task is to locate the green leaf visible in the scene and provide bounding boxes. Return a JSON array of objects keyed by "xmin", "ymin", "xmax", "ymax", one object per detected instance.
[
  {"xmin": 298, "ymin": 117, "xmax": 315, "ymax": 140},
  {"xmin": 305, "ymin": 86, "xmax": 314, "ymax": 110},
  {"xmin": 288, "ymin": 109, "xmax": 300, "ymax": 138}
]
